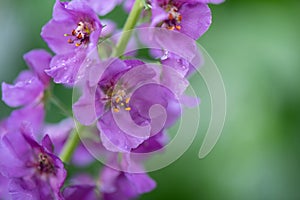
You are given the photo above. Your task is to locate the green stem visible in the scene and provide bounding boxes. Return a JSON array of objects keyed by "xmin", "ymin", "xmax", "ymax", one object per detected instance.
[
  {"xmin": 59, "ymin": 123, "xmax": 83, "ymax": 163},
  {"xmin": 50, "ymin": 95, "xmax": 72, "ymax": 117},
  {"xmin": 113, "ymin": 0, "xmax": 143, "ymax": 57}
]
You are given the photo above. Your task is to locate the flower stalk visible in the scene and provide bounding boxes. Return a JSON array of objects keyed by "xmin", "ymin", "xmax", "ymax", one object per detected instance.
[
  {"xmin": 113, "ymin": 0, "xmax": 143, "ymax": 57},
  {"xmin": 59, "ymin": 123, "xmax": 83, "ymax": 163}
]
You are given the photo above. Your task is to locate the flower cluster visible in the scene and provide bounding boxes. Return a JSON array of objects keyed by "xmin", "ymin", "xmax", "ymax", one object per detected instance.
[{"xmin": 0, "ymin": 0, "xmax": 223, "ymax": 199}]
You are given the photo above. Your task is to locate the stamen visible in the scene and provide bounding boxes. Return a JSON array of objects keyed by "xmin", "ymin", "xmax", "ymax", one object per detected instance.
[
  {"xmin": 77, "ymin": 33, "xmax": 83, "ymax": 39},
  {"xmin": 37, "ymin": 153, "xmax": 55, "ymax": 174},
  {"xmin": 64, "ymin": 21, "xmax": 91, "ymax": 47},
  {"xmin": 113, "ymin": 107, "xmax": 120, "ymax": 112},
  {"xmin": 102, "ymin": 86, "xmax": 131, "ymax": 112},
  {"xmin": 178, "ymin": 15, "xmax": 182, "ymax": 22},
  {"xmin": 167, "ymin": 26, "xmax": 175, "ymax": 30},
  {"xmin": 163, "ymin": 4, "xmax": 182, "ymax": 31},
  {"xmin": 67, "ymin": 38, "xmax": 73, "ymax": 43}
]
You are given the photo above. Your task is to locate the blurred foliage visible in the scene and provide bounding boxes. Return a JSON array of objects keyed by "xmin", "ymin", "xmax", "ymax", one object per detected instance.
[{"xmin": 0, "ymin": 0, "xmax": 300, "ymax": 199}]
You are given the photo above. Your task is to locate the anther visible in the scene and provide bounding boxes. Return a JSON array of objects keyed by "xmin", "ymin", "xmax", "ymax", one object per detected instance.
[
  {"xmin": 113, "ymin": 107, "xmax": 120, "ymax": 112},
  {"xmin": 178, "ymin": 15, "xmax": 182, "ymax": 22},
  {"xmin": 167, "ymin": 26, "xmax": 175, "ymax": 30},
  {"xmin": 67, "ymin": 38, "xmax": 73, "ymax": 43},
  {"xmin": 125, "ymin": 107, "xmax": 131, "ymax": 111}
]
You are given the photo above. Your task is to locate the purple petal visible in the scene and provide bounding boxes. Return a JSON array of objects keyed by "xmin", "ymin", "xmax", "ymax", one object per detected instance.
[
  {"xmin": 133, "ymin": 131, "xmax": 169, "ymax": 153},
  {"xmin": 130, "ymin": 83, "xmax": 181, "ymax": 129},
  {"xmin": 5, "ymin": 105, "xmax": 45, "ymax": 134},
  {"xmin": 0, "ymin": 174, "xmax": 9, "ymax": 199},
  {"xmin": 42, "ymin": 134, "xmax": 54, "ymax": 153},
  {"xmin": 194, "ymin": 0, "xmax": 224, "ymax": 4},
  {"xmin": 160, "ymin": 65, "xmax": 189, "ymax": 95},
  {"xmin": 46, "ymin": 51, "xmax": 86, "ymax": 85},
  {"xmin": 100, "ymin": 166, "xmax": 121, "ymax": 193},
  {"xmin": 63, "ymin": 185, "xmax": 97, "ymax": 200},
  {"xmin": 41, "ymin": 19, "xmax": 76, "ymax": 55},
  {"xmin": 151, "ymin": 4, "xmax": 168, "ymax": 26},
  {"xmin": 124, "ymin": 173, "xmax": 156, "ymax": 196},
  {"xmin": 23, "ymin": 49, "xmax": 52, "ymax": 85},
  {"xmin": 2, "ymin": 71, "xmax": 44, "ymax": 107},
  {"xmin": 123, "ymin": 0, "xmax": 135, "ymax": 12},
  {"xmin": 179, "ymin": 3, "xmax": 212, "ymax": 39},
  {"xmin": 73, "ymin": 83, "xmax": 98, "ymax": 125},
  {"xmin": 101, "ymin": 167, "xmax": 156, "ymax": 200},
  {"xmin": 52, "ymin": 0, "xmax": 75, "ymax": 21},
  {"xmin": 100, "ymin": 19, "xmax": 117, "ymax": 37},
  {"xmin": 118, "ymin": 62, "xmax": 156, "ymax": 90},
  {"xmin": 82, "ymin": 0, "xmax": 122, "ymax": 15},
  {"xmin": 98, "ymin": 112, "xmax": 146, "ymax": 152},
  {"xmin": 0, "ymin": 129, "xmax": 32, "ymax": 178},
  {"xmin": 72, "ymin": 145, "xmax": 94, "ymax": 167}
]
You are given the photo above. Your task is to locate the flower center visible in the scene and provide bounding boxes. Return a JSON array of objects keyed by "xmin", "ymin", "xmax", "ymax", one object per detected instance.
[
  {"xmin": 64, "ymin": 21, "xmax": 91, "ymax": 47},
  {"xmin": 36, "ymin": 153, "xmax": 55, "ymax": 175},
  {"xmin": 101, "ymin": 84, "xmax": 131, "ymax": 113},
  {"xmin": 163, "ymin": 4, "xmax": 182, "ymax": 30}
]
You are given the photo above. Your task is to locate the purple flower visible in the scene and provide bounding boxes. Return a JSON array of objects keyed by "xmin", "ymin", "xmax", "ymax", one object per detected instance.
[
  {"xmin": 41, "ymin": 0, "xmax": 102, "ymax": 85},
  {"xmin": 0, "ymin": 126, "xmax": 66, "ymax": 199},
  {"xmin": 2, "ymin": 49, "xmax": 51, "ymax": 108},
  {"xmin": 151, "ymin": 0, "xmax": 212, "ymax": 39},
  {"xmin": 100, "ymin": 166, "xmax": 156, "ymax": 200},
  {"xmin": 2, "ymin": 70, "xmax": 44, "ymax": 107},
  {"xmin": 73, "ymin": 59, "xmax": 183, "ymax": 152},
  {"xmin": 81, "ymin": 0, "xmax": 122, "ymax": 16}
]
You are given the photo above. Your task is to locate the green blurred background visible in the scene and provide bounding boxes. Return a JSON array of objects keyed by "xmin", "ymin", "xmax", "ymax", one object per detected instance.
[{"xmin": 1, "ymin": 0, "xmax": 300, "ymax": 199}]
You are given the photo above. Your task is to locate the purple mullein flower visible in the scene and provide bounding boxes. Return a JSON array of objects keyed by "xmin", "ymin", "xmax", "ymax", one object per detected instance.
[
  {"xmin": 0, "ymin": 126, "xmax": 66, "ymax": 199},
  {"xmin": 41, "ymin": 0, "xmax": 102, "ymax": 85},
  {"xmin": 151, "ymin": 0, "xmax": 212, "ymax": 39},
  {"xmin": 1, "ymin": 49, "xmax": 51, "ymax": 106},
  {"xmin": 2, "ymin": 70, "xmax": 44, "ymax": 107},
  {"xmin": 73, "ymin": 59, "xmax": 183, "ymax": 152},
  {"xmin": 1, "ymin": 49, "xmax": 50, "ymax": 134},
  {"xmin": 1, "ymin": 49, "xmax": 51, "ymax": 108}
]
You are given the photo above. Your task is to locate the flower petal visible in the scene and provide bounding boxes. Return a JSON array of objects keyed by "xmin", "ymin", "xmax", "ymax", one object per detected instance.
[{"xmin": 2, "ymin": 71, "xmax": 44, "ymax": 107}]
